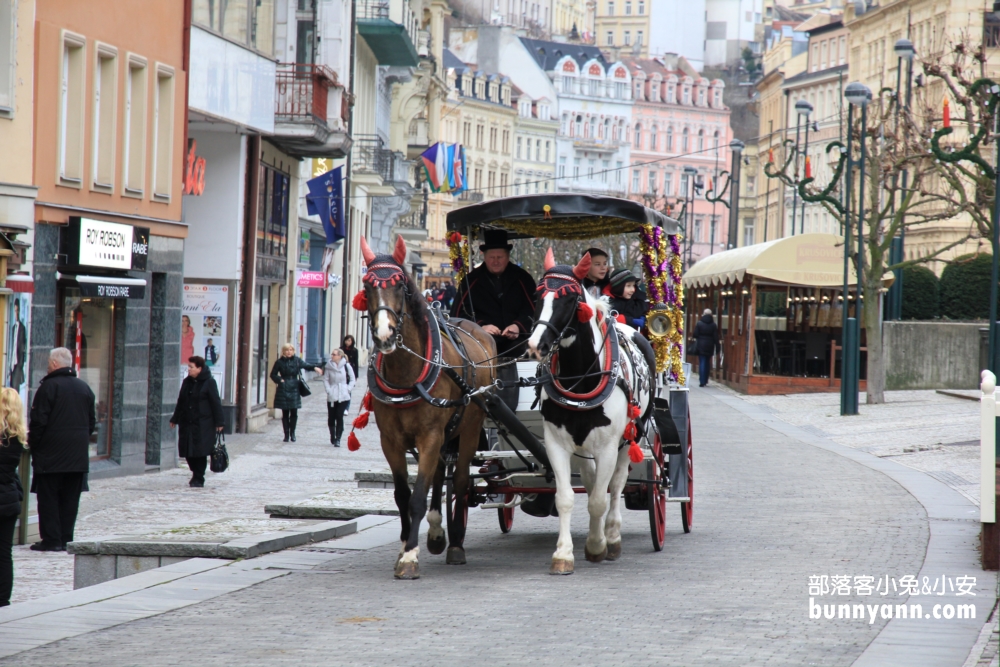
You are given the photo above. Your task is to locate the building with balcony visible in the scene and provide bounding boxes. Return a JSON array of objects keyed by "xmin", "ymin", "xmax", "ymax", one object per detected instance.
[{"xmin": 625, "ymin": 55, "xmax": 731, "ymax": 264}]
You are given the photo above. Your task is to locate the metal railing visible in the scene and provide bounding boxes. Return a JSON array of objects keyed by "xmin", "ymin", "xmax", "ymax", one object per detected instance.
[
  {"xmin": 457, "ymin": 191, "xmax": 484, "ymax": 202},
  {"xmin": 396, "ymin": 211, "xmax": 426, "ymax": 230},
  {"xmin": 357, "ymin": 0, "xmax": 418, "ymax": 42},
  {"xmin": 275, "ymin": 63, "xmax": 338, "ymax": 123},
  {"xmin": 353, "ymin": 134, "xmax": 395, "ymax": 182}
]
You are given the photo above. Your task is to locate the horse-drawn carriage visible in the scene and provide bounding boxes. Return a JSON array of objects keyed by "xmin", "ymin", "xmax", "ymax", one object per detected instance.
[{"xmin": 354, "ymin": 193, "xmax": 693, "ymax": 578}]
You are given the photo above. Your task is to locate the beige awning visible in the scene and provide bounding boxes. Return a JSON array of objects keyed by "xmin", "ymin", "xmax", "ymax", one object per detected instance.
[{"xmin": 682, "ymin": 233, "xmax": 894, "ymax": 289}]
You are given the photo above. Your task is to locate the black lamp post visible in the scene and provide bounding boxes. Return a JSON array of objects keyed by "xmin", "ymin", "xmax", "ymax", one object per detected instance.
[
  {"xmin": 727, "ymin": 139, "xmax": 745, "ymax": 249},
  {"xmin": 683, "ymin": 165, "xmax": 698, "ymax": 266},
  {"xmin": 796, "ymin": 99, "xmax": 814, "ymax": 234},
  {"xmin": 886, "ymin": 38, "xmax": 916, "ymax": 321},
  {"xmin": 790, "ymin": 100, "xmax": 806, "ymax": 236},
  {"xmin": 841, "ymin": 82, "xmax": 872, "ymax": 416}
]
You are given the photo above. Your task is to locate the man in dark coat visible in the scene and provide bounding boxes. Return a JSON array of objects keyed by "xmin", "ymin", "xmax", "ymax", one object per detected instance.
[
  {"xmin": 451, "ymin": 230, "xmax": 536, "ymax": 356},
  {"xmin": 693, "ymin": 309, "xmax": 720, "ymax": 388},
  {"xmin": 28, "ymin": 347, "xmax": 97, "ymax": 551},
  {"xmin": 171, "ymin": 356, "xmax": 224, "ymax": 487}
]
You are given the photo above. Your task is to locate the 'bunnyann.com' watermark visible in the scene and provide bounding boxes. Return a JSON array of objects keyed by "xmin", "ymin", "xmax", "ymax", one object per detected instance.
[{"xmin": 808, "ymin": 575, "xmax": 977, "ymax": 623}]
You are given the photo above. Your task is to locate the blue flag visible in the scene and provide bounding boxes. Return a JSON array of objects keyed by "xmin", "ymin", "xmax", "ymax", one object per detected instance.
[{"xmin": 306, "ymin": 166, "xmax": 345, "ymax": 244}]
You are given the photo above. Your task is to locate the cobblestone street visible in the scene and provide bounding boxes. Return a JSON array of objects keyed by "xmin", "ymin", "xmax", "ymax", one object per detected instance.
[{"xmin": 4, "ymin": 384, "xmax": 994, "ymax": 666}]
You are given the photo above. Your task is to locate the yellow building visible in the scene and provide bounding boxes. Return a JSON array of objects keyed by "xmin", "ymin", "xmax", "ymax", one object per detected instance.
[
  {"xmin": 844, "ymin": 0, "xmax": 990, "ymax": 268},
  {"xmin": 553, "ymin": 0, "xmax": 588, "ymax": 41},
  {"xmin": 595, "ymin": 0, "xmax": 651, "ymax": 59}
]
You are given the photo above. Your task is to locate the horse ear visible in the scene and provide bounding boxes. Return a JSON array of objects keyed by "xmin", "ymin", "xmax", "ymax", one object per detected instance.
[
  {"xmin": 360, "ymin": 236, "xmax": 376, "ymax": 266},
  {"xmin": 392, "ymin": 236, "xmax": 407, "ymax": 265},
  {"xmin": 544, "ymin": 248, "xmax": 555, "ymax": 271},
  {"xmin": 572, "ymin": 252, "xmax": 592, "ymax": 281}
]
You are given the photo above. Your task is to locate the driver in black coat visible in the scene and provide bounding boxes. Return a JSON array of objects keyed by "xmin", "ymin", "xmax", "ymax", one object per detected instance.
[{"xmin": 451, "ymin": 230, "xmax": 536, "ymax": 357}]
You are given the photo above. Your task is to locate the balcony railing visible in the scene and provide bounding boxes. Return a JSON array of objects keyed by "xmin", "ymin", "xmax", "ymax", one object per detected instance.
[
  {"xmin": 457, "ymin": 191, "xmax": 484, "ymax": 203},
  {"xmin": 275, "ymin": 64, "xmax": 340, "ymax": 123},
  {"xmin": 353, "ymin": 135, "xmax": 395, "ymax": 182},
  {"xmin": 396, "ymin": 211, "xmax": 426, "ymax": 230},
  {"xmin": 356, "ymin": 0, "xmax": 419, "ymax": 67}
]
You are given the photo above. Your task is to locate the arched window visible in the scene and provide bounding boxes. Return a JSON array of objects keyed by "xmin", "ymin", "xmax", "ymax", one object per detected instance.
[
  {"xmin": 697, "ymin": 129, "xmax": 704, "ymax": 151},
  {"xmin": 713, "ymin": 130, "xmax": 719, "ymax": 149},
  {"xmin": 561, "ymin": 113, "xmax": 568, "ymax": 136},
  {"xmin": 589, "ymin": 116, "xmax": 597, "ymax": 138},
  {"xmin": 604, "ymin": 118, "xmax": 611, "ymax": 141},
  {"xmin": 634, "ymin": 123, "xmax": 642, "ymax": 149},
  {"xmin": 574, "ymin": 115, "xmax": 583, "ymax": 137},
  {"xmin": 650, "ymin": 124, "xmax": 658, "ymax": 151},
  {"xmin": 681, "ymin": 127, "xmax": 689, "ymax": 152},
  {"xmin": 666, "ymin": 126, "xmax": 673, "ymax": 151}
]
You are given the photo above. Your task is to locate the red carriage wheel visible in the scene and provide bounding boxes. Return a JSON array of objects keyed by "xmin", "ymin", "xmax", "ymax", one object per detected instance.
[
  {"xmin": 648, "ymin": 434, "xmax": 666, "ymax": 551},
  {"xmin": 681, "ymin": 405, "xmax": 693, "ymax": 533},
  {"xmin": 498, "ymin": 493, "xmax": 515, "ymax": 533}
]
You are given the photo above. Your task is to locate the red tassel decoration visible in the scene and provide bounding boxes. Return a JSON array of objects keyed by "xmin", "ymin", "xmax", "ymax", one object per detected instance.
[
  {"xmin": 615, "ymin": 313, "xmax": 626, "ymax": 324},
  {"xmin": 623, "ymin": 422, "xmax": 637, "ymax": 440},
  {"xmin": 347, "ymin": 432, "xmax": 361, "ymax": 451},
  {"xmin": 351, "ymin": 290, "xmax": 368, "ymax": 311},
  {"xmin": 804, "ymin": 155, "xmax": 812, "ymax": 179},
  {"xmin": 362, "ymin": 391, "xmax": 373, "ymax": 412},
  {"xmin": 576, "ymin": 302, "xmax": 594, "ymax": 322},
  {"xmin": 628, "ymin": 442, "xmax": 644, "ymax": 463},
  {"xmin": 628, "ymin": 404, "xmax": 641, "ymax": 419},
  {"xmin": 353, "ymin": 411, "xmax": 370, "ymax": 429}
]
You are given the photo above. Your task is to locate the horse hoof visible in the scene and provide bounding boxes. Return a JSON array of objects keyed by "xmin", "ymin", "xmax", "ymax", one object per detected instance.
[
  {"xmin": 446, "ymin": 547, "xmax": 466, "ymax": 565},
  {"xmin": 605, "ymin": 541, "xmax": 622, "ymax": 561},
  {"xmin": 427, "ymin": 534, "xmax": 446, "ymax": 555},
  {"xmin": 394, "ymin": 561, "xmax": 420, "ymax": 579},
  {"xmin": 584, "ymin": 545, "xmax": 608, "ymax": 563},
  {"xmin": 550, "ymin": 558, "xmax": 574, "ymax": 575}
]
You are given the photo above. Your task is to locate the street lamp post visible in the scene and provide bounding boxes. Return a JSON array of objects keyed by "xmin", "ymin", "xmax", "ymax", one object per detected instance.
[
  {"xmin": 683, "ymin": 166, "xmax": 698, "ymax": 266},
  {"xmin": 886, "ymin": 38, "xmax": 916, "ymax": 321},
  {"xmin": 790, "ymin": 101, "xmax": 805, "ymax": 236},
  {"xmin": 842, "ymin": 82, "xmax": 872, "ymax": 416},
  {"xmin": 796, "ymin": 100, "xmax": 814, "ymax": 234},
  {"xmin": 727, "ymin": 139, "xmax": 745, "ymax": 249}
]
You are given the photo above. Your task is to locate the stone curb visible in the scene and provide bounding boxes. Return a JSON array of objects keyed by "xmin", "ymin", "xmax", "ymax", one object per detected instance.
[{"xmin": 265, "ymin": 498, "xmax": 400, "ymax": 520}]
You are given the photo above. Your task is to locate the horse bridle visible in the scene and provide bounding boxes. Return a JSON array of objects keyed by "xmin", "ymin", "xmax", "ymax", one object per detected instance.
[
  {"xmin": 533, "ymin": 272, "xmax": 584, "ymax": 347},
  {"xmin": 364, "ymin": 261, "xmax": 411, "ymax": 345}
]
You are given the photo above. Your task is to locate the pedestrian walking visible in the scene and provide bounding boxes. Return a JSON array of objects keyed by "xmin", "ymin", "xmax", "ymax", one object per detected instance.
[
  {"xmin": 0, "ymin": 387, "xmax": 27, "ymax": 606},
  {"xmin": 323, "ymin": 349, "xmax": 356, "ymax": 447},
  {"xmin": 342, "ymin": 335, "xmax": 359, "ymax": 380},
  {"xmin": 28, "ymin": 347, "xmax": 96, "ymax": 551},
  {"xmin": 693, "ymin": 308, "xmax": 720, "ymax": 388},
  {"xmin": 170, "ymin": 356, "xmax": 224, "ymax": 488},
  {"xmin": 270, "ymin": 343, "xmax": 323, "ymax": 442}
]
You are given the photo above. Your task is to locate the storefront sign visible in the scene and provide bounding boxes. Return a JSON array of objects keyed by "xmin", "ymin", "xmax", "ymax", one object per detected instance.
[
  {"xmin": 183, "ymin": 139, "xmax": 207, "ymax": 196},
  {"xmin": 182, "ymin": 284, "xmax": 230, "ymax": 400},
  {"xmin": 68, "ymin": 217, "xmax": 150, "ymax": 271},
  {"xmin": 296, "ymin": 270, "xmax": 326, "ymax": 288},
  {"xmin": 77, "ymin": 281, "xmax": 146, "ymax": 299}
]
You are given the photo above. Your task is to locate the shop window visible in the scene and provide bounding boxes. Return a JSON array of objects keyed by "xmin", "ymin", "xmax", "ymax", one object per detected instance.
[
  {"xmin": 250, "ymin": 284, "xmax": 270, "ymax": 407},
  {"xmin": 92, "ymin": 44, "xmax": 118, "ymax": 193},
  {"xmin": 123, "ymin": 55, "xmax": 148, "ymax": 197},
  {"xmin": 60, "ymin": 289, "xmax": 116, "ymax": 459},
  {"xmin": 59, "ymin": 31, "xmax": 87, "ymax": 187},
  {"xmin": 0, "ymin": 0, "xmax": 13, "ymax": 115},
  {"xmin": 152, "ymin": 64, "xmax": 175, "ymax": 201},
  {"xmin": 257, "ymin": 164, "xmax": 290, "ymax": 259}
]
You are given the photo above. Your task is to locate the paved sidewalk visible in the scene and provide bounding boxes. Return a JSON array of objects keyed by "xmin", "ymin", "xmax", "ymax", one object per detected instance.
[
  {"xmin": 11, "ymin": 374, "xmax": 388, "ymax": 604},
  {"xmin": 5, "ymin": 389, "xmax": 991, "ymax": 666}
]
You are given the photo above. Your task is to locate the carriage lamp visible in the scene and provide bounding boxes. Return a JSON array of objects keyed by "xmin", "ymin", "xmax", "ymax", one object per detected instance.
[{"xmin": 646, "ymin": 306, "xmax": 674, "ymax": 339}]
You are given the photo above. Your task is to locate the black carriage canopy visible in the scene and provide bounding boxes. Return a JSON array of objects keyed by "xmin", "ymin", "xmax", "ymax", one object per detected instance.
[{"xmin": 445, "ymin": 194, "xmax": 681, "ymax": 240}]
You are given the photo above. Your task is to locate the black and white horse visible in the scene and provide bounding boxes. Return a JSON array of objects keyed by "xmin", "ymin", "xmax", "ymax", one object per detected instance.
[{"xmin": 527, "ymin": 250, "xmax": 653, "ymax": 575}]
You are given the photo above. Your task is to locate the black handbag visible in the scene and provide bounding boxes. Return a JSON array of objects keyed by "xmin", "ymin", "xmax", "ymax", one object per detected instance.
[
  {"xmin": 298, "ymin": 371, "xmax": 312, "ymax": 397},
  {"xmin": 210, "ymin": 431, "xmax": 229, "ymax": 473}
]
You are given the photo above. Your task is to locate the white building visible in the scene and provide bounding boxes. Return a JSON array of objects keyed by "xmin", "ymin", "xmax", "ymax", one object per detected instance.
[{"xmin": 705, "ymin": 0, "xmax": 764, "ymax": 67}]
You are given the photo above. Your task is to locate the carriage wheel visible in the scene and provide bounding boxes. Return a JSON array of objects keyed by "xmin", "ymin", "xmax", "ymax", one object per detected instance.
[
  {"xmin": 648, "ymin": 434, "xmax": 667, "ymax": 551},
  {"xmin": 498, "ymin": 493, "xmax": 515, "ymax": 533},
  {"xmin": 681, "ymin": 406, "xmax": 694, "ymax": 534}
]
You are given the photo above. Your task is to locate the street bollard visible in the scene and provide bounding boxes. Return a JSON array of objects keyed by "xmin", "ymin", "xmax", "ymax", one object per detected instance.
[{"xmin": 980, "ymin": 370, "xmax": 999, "ymax": 570}]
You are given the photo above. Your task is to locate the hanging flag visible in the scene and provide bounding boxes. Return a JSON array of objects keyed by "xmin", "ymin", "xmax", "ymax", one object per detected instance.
[
  {"xmin": 453, "ymin": 145, "xmax": 466, "ymax": 192},
  {"xmin": 420, "ymin": 143, "xmax": 449, "ymax": 192},
  {"xmin": 306, "ymin": 166, "xmax": 345, "ymax": 245},
  {"xmin": 942, "ymin": 96, "xmax": 950, "ymax": 128}
]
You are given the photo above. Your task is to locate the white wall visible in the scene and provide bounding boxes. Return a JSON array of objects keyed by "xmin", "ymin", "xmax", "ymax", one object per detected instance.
[{"xmin": 182, "ymin": 131, "xmax": 246, "ymax": 281}]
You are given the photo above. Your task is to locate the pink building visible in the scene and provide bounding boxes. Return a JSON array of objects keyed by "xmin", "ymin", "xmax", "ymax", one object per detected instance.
[{"xmin": 624, "ymin": 57, "xmax": 731, "ymax": 267}]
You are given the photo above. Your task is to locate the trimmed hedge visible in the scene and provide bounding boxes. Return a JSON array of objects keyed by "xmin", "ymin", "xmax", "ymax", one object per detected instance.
[
  {"xmin": 900, "ymin": 265, "xmax": 939, "ymax": 320},
  {"xmin": 939, "ymin": 253, "xmax": 997, "ymax": 320}
]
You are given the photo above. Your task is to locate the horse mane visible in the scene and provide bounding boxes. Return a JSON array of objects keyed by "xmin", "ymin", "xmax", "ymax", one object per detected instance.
[
  {"xmin": 404, "ymin": 274, "xmax": 429, "ymax": 331},
  {"xmin": 585, "ymin": 289, "xmax": 610, "ymax": 320}
]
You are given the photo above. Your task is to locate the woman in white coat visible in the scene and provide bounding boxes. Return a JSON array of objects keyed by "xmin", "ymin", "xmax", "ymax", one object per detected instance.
[{"xmin": 323, "ymin": 348, "xmax": 356, "ymax": 447}]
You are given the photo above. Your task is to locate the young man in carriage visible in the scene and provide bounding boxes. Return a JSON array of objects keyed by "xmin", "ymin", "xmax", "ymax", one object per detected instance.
[{"xmin": 450, "ymin": 230, "xmax": 537, "ymax": 357}]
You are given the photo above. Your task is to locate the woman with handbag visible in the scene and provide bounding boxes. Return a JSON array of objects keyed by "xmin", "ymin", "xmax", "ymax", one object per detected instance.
[
  {"xmin": 0, "ymin": 387, "xmax": 26, "ymax": 606},
  {"xmin": 323, "ymin": 348, "xmax": 356, "ymax": 447},
  {"xmin": 270, "ymin": 343, "xmax": 322, "ymax": 442},
  {"xmin": 170, "ymin": 356, "xmax": 224, "ymax": 488}
]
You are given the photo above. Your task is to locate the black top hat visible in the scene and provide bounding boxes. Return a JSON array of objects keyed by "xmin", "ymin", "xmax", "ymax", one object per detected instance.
[{"xmin": 479, "ymin": 229, "xmax": 513, "ymax": 252}]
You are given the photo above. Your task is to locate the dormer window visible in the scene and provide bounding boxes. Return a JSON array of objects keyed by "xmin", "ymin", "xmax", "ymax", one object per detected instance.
[
  {"xmin": 682, "ymin": 86, "xmax": 691, "ymax": 105},
  {"xmin": 651, "ymin": 82, "xmax": 659, "ymax": 101},
  {"xmin": 698, "ymin": 87, "xmax": 705, "ymax": 106},
  {"xmin": 667, "ymin": 83, "xmax": 676, "ymax": 103}
]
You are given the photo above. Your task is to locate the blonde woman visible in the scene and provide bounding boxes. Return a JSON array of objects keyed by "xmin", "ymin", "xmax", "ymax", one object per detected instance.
[
  {"xmin": 0, "ymin": 387, "xmax": 27, "ymax": 606},
  {"xmin": 269, "ymin": 344, "xmax": 322, "ymax": 442}
]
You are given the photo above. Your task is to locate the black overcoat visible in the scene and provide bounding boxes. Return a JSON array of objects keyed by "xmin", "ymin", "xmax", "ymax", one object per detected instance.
[
  {"xmin": 171, "ymin": 366, "xmax": 224, "ymax": 458},
  {"xmin": 0, "ymin": 435, "xmax": 24, "ymax": 517},
  {"xmin": 451, "ymin": 263, "xmax": 536, "ymax": 335},
  {"xmin": 29, "ymin": 367, "xmax": 97, "ymax": 474},
  {"xmin": 270, "ymin": 355, "xmax": 312, "ymax": 410},
  {"xmin": 693, "ymin": 314, "xmax": 720, "ymax": 356}
]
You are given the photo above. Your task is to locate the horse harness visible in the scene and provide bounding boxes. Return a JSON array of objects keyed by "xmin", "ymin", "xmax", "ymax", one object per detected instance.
[{"xmin": 364, "ymin": 256, "xmax": 476, "ymax": 443}]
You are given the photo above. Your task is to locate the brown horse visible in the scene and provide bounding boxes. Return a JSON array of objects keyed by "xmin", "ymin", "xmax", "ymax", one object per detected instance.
[{"xmin": 360, "ymin": 235, "xmax": 496, "ymax": 579}]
